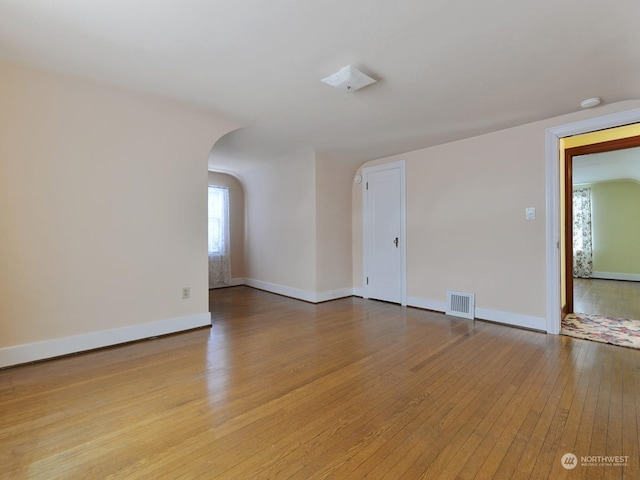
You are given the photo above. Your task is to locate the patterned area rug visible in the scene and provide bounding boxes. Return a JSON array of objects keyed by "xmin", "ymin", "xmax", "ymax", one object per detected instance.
[{"xmin": 562, "ymin": 313, "xmax": 640, "ymax": 349}]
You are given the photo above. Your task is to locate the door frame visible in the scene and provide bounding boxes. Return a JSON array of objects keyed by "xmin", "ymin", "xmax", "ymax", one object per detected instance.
[
  {"xmin": 564, "ymin": 135, "xmax": 640, "ymax": 315},
  {"xmin": 362, "ymin": 160, "xmax": 407, "ymax": 306},
  {"xmin": 545, "ymin": 108, "xmax": 640, "ymax": 334}
]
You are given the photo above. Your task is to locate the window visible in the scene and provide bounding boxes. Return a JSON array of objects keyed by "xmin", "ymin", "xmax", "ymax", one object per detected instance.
[
  {"xmin": 572, "ymin": 187, "xmax": 593, "ymax": 278},
  {"xmin": 208, "ymin": 186, "xmax": 228, "ymax": 255}
]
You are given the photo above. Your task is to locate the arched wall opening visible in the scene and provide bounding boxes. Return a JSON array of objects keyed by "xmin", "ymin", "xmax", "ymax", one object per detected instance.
[{"xmin": 208, "ymin": 128, "xmax": 360, "ymax": 302}]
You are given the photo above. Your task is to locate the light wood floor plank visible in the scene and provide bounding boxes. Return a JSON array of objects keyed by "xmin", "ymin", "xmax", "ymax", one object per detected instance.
[
  {"xmin": 542, "ymin": 340, "xmax": 593, "ymax": 480},
  {"xmin": 1, "ymin": 286, "xmax": 639, "ymax": 479},
  {"xmin": 574, "ymin": 278, "xmax": 640, "ymax": 320}
]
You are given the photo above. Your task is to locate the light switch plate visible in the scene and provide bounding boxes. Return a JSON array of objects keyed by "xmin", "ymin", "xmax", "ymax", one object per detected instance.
[{"xmin": 525, "ymin": 207, "xmax": 536, "ymax": 220}]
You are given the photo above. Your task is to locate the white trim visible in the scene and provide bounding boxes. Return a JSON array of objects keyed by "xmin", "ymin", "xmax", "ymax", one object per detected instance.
[
  {"xmin": 545, "ymin": 108, "xmax": 640, "ymax": 335},
  {"xmin": 362, "ymin": 159, "xmax": 407, "ymax": 306},
  {"xmin": 0, "ymin": 313, "xmax": 211, "ymax": 368},
  {"xmin": 475, "ymin": 308, "xmax": 546, "ymax": 331},
  {"xmin": 406, "ymin": 296, "xmax": 545, "ymax": 330},
  {"xmin": 407, "ymin": 296, "xmax": 447, "ymax": 312},
  {"xmin": 545, "ymin": 126, "xmax": 562, "ymax": 334},
  {"xmin": 210, "ymin": 277, "xmax": 244, "ymax": 289},
  {"xmin": 591, "ymin": 271, "xmax": 640, "ymax": 282},
  {"xmin": 243, "ymin": 278, "xmax": 353, "ymax": 303},
  {"xmin": 353, "ymin": 287, "xmax": 364, "ymax": 298},
  {"xmin": 315, "ymin": 288, "xmax": 355, "ymax": 303},
  {"xmin": 244, "ymin": 278, "xmax": 316, "ymax": 302}
]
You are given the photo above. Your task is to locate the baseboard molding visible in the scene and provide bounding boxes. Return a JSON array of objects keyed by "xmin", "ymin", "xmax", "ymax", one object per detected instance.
[
  {"xmin": 591, "ymin": 271, "xmax": 640, "ymax": 282},
  {"xmin": 243, "ymin": 278, "xmax": 353, "ymax": 303},
  {"xmin": 407, "ymin": 296, "xmax": 447, "ymax": 312},
  {"xmin": 0, "ymin": 312, "xmax": 211, "ymax": 369},
  {"xmin": 244, "ymin": 278, "xmax": 317, "ymax": 302},
  {"xmin": 315, "ymin": 288, "xmax": 354, "ymax": 303},
  {"xmin": 406, "ymin": 296, "xmax": 546, "ymax": 331},
  {"xmin": 210, "ymin": 277, "xmax": 244, "ymax": 289},
  {"xmin": 353, "ymin": 287, "xmax": 364, "ymax": 298},
  {"xmin": 475, "ymin": 308, "xmax": 546, "ymax": 332}
]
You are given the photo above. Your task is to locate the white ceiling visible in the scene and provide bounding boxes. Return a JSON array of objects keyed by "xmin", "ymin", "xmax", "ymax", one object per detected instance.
[
  {"xmin": 574, "ymin": 147, "xmax": 640, "ymax": 184},
  {"xmin": 2, "ymin": 0, "xmax": 640, "ymax": 163}
]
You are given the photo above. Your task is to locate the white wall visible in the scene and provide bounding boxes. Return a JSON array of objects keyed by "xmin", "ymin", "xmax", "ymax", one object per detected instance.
[
  {"xmin": 353, "ymin": 100, "xmax": 640, "ymax": 329},
  {"xmin": 209, "ymin": 139, "xmax": 359, "ymax": 302},
  {"xmin": 315, "ymin": 153, "xmax": 360, "ymax": 298},
  {"xmin": 0, "ymin": 60, "xmax": 239, "ymax": 366},
  {"xmin": 242, "ymin": 148, "xmax": 318, "ymax": 296},
  {"xmin": 18, "ymin": 49, "xmax": 632, "ymax": 343}
]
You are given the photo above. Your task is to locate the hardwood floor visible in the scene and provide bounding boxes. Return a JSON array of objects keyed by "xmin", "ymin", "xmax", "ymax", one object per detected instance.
[
  {"xmin": 2, "ymin": 286, "xmax": 639, "ymax": 479},
  {"xmin": 574, "ymin": 278, "xmax": 640, "ymax": 320}
]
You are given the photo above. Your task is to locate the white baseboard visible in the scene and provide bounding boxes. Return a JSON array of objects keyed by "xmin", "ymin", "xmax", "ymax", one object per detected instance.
[
  {"xmin": 591, "ymin": 271, "xmax": 640, "ymax": 282},
  {"xmin": 352, "ymin": 287, "xmax": 364, "ymax": 298},
  {"xmin": 0, "ymin": 313, "xmax": 211, "ymax": 369},
  {"xmin": 243, "ymin": 278, "xmax": 353, "ymax": 303},
  {"xmin": 475, "ymin": 308, "xmax": 546, "ymax": 331},
  {"xmin": 315, "ymin": 287, "xmax": 354, "ymax": 303},
  {"xmin": 407, "ymin": 296, "xmax": 447, "ymax": 312},
  {"xmin": 406, "ymin": 296, "xmax": 546, "ymax": 331},
  {"xmin": 210, "ymin": 277, "xmax": 244, "ymax": 289},
  {"xmin": 244, "ymin": 278, "xmax": 317, "ymax": 302}
]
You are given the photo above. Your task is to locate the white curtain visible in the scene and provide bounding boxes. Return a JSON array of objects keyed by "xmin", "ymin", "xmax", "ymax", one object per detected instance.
[
  {"xmin": 208, "ymin": 186, "xmax": 231, "ymax": 288},
  {"xmin": 572, "ymin": 187, "xmax": 593, "ymax": 278}
]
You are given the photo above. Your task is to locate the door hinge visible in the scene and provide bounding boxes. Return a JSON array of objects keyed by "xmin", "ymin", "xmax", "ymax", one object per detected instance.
[
  {"xmin": 366, "ymin": 181, "xmax": 368, "ymax": 190},
  {"xmin": 366, "ymin": 277, "xmax": 369, "ymax": 285}
]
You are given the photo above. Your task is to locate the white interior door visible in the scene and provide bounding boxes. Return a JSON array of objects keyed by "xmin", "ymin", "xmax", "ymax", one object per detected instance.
[{"xmin": 363, "ymin": 161, "xmax": 406, "ymax": 304}]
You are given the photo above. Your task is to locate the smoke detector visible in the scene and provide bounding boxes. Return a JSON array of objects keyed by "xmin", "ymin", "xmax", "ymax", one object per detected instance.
[{"xmin": 580, "ymin": 97, "xmax": 602, "ymax": 109}]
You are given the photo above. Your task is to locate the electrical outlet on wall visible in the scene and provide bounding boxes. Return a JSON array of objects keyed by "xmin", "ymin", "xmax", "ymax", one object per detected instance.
[
  {"xmin": 525, "ymin": 207, "xmax": 536, "ymax": 220},
  {"xmin": 182, "ymin": 287, "xmax": 190, "ymax": 300}
]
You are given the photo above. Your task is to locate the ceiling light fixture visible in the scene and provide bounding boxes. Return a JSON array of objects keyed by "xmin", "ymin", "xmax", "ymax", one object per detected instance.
[
  {"xmin": 321, "ymin": 65, "xmax": 377, "ymax": 93},
  {"xmin": 580, "ymin": 97, "xmax": 601, "ymax": 109}
]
